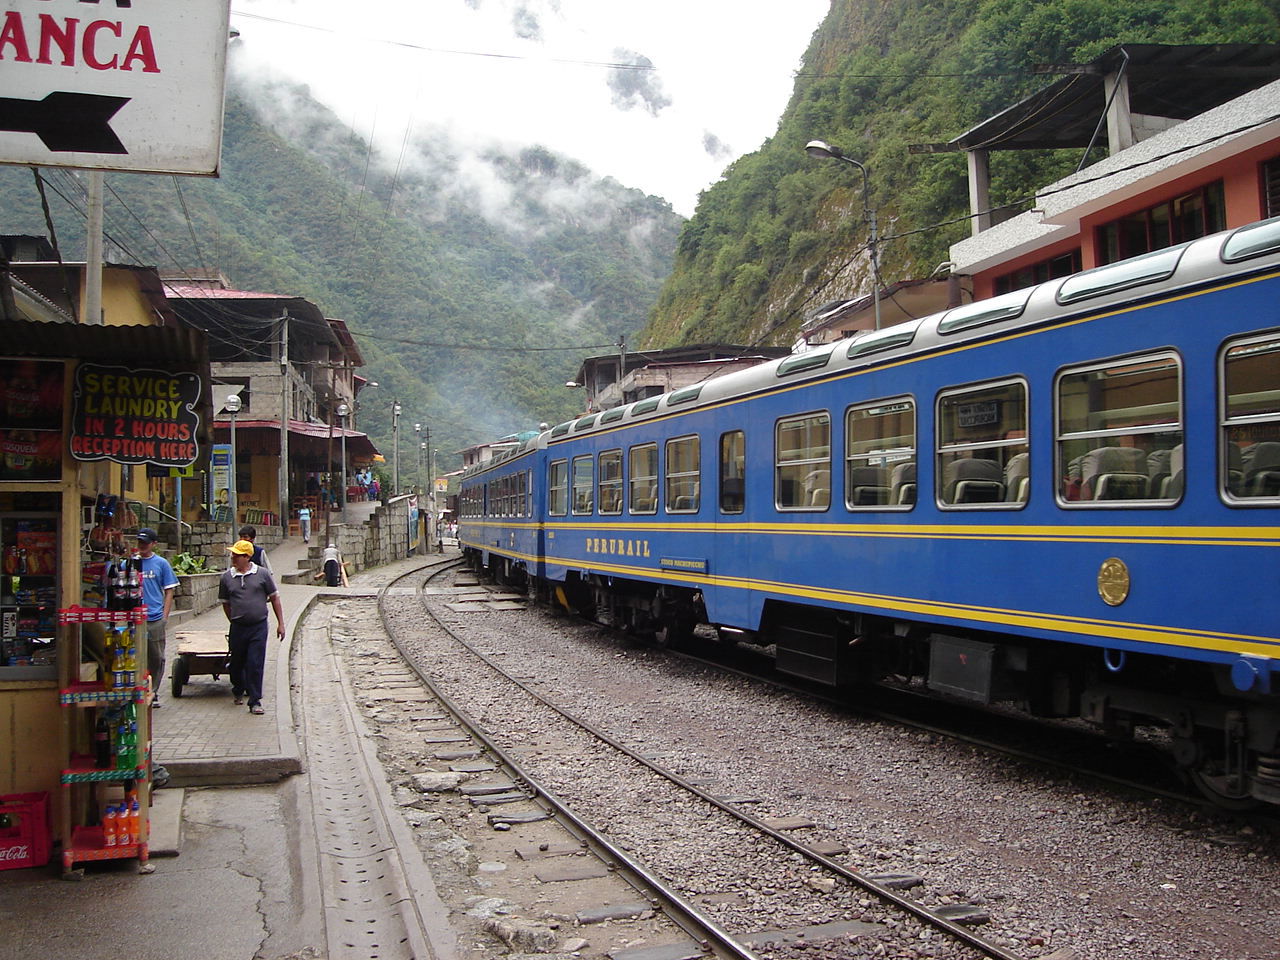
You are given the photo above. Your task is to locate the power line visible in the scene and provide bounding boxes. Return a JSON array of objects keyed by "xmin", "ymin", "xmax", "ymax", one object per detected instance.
[{"xmin": 348, "ymin": 329, "xmax": 618, "ymax": 351}]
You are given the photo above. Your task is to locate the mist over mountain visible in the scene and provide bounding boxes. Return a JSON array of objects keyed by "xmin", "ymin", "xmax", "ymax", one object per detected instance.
[{"xmin": 0, "ymin": 53, "xmax": 683, "ymax": 466}]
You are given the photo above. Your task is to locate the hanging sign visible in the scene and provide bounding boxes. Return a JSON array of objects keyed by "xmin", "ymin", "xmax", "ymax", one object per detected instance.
[
  {"xmin": 0, "ymin": 0, "xmax": 233, "ymax": 173},
  {"xmin": 0, "ymin": 357, "xmax": 64, "ymax": 480},
  {"xmin": 70, "ymin": 364, "xmax": 201, "ymax": 467}
]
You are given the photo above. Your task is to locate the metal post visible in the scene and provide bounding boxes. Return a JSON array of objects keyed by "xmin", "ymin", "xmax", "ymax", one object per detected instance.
[
  {"xmin": 804, "ymin": 140, "xmax": 881, "ymax": 330},
  {"xmin": 337, "ymin": 402, "xmax": 349, "ymax": 516},
  {"xmin": 84, "ymin": 170, "xmax": 104, "ymax": 324},
  {"xmin": 392, "ymin": 400, "xmax": 402, "ymax": 496},
  {"xmin": 226, "ymin": 393, "xmax": 241, "ymax": 546},
  {"xmin": 278, "ymin": 316, "xmax": 290, "ymax": 534}
]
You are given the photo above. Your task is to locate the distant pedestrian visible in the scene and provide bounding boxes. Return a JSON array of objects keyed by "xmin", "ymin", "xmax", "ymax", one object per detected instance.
[
  {"xmin": 237, "ymin": 524, "xmax": 273, "ymax": 575},
  {"xmin": 318, "ymin": 543, "xmax": 347, "ymax": 587},
  {"xmin": 135, "ymin": 528, "xmax": 178, "ymax": 709},
  {"xmin": 219, "ymin": 540, "xmax": 286, "ymax": 715},
  {"xmin": 297, "ymin": 505, "xmax": 312, "ymax": 543}
]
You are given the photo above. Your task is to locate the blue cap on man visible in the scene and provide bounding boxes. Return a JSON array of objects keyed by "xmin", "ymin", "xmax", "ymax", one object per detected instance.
[{"xmin": 136, "ymin": 528, "xmax": 158, "ymax": 544}]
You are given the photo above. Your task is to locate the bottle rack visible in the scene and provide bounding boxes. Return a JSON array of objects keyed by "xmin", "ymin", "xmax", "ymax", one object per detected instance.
[{"xmin": 56, "ymin": 605, "xmax": 152, "ymax": 875}]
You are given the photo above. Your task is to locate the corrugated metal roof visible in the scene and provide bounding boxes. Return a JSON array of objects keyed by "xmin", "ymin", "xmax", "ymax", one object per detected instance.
[{"xmin": 946, "ymin": 43, "xmax": 1280, "ymax": 152}]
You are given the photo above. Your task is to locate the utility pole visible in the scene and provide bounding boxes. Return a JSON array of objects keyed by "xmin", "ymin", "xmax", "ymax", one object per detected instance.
[{"xmin": 278, "ymin": 315, "xmax": 290, "ymax": 534}]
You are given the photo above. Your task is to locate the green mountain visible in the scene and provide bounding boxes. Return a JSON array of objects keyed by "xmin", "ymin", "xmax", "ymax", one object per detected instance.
[
  {"xmin": 0, "ymin": 55, "xmax": 683, "ymax": 468},
  {"xmin": 642, "ymin": 0, "xmax": 1280, "ymax": 348}
]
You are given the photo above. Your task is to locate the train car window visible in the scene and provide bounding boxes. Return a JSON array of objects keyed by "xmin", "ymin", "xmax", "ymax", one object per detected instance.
[
  {"xmin": 1221, "ymin": 215, "xmax": 1280, "ymax": 262},
  {"xmin": 777, "ymin": 346, "xmax": 835, "ymax": 377},
  {"xmin": 1221, "ymin": 333, "xmax": 1280, "ymax": 503},
  {"xmin": 665, "ymin": 435, "xmax": 701, "ymax": 513},
  {"xmin": 575, "ymin": 414, "xmax": 598, "ymax": 431},
  {"xmin": 846, "ymin": 398, "xmax": 915, "ymax": 509},
  {"xmin": 936, "ymin": 289, "xmax": 1031, "ymax": 335},
  {"xmin": 668, "ymin": 385, "xmax": 703, "ymax": 405},
  {"xmin": 548, "ymin": 459, "xmax": 568, "ymax": 516},
  {"xmin": 598, "ymin": 449, "xmax": 623, "ymax": 515},
  {"xmin": 936, "ymin": 380, "xmax": 1028, "ymax": 508},
  {"xmin": 846, "ymin": 326, "xmax": 917, "ymax": 360},
  {"xmin": 551, "ymin": 421, "xmax": 573, "ymax": 437},
  {"xmin": 572, "ymin": 455, "xmax": 594, "ymax": 514},
  {"xmin": 631, "ymin": 398, "xmax": 661, "ymax": 416},
  {"xmin": 719, "ymin": 431, "xmax": 746, "ymax": 514},
  {"xmin": 1056, "ymin": 353, "xmax": 1182, "ymax": 506},
  {"xmin": 776, "ymin": 412, "xmax": 830, "ymax": 510},
  {"xmin": 628, "ymin": 443, "xmax": 658, "ymax": 514},
  {"xmin": 1056, "ymin": 245, "xmax": 1186, "ymax": 305},
  {"xmin": 599, "ymin": 407, "xmax": 626, "ymax": 424}
]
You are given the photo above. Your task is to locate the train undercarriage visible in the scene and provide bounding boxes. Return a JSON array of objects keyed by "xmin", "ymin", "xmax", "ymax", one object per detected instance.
[{"xmin": 466, "ymin": 550, "xmax": 1280, "ymax": 810}]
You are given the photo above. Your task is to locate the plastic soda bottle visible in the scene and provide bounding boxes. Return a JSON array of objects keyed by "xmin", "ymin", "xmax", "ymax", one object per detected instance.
[
  {"xmin": 102, "ymin": 804, "xmax": 118, "ymax": 847},
  {"xmin": 125, "ymin": 645, "xmax": 137, "ymax": 687},
  {"xmin": 127, "ymin": 799, "xmax": 141, "ymax": 846}
]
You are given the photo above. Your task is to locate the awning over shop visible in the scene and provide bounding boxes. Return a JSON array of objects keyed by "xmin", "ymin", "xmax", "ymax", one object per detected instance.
[{"xmin": 212, "ymin": 419, "xmax": 380, "ymax": 459}]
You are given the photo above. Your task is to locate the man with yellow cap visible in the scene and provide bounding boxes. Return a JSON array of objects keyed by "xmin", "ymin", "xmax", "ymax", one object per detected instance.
[{"xmin": 218, "ymin": 539, "xmax": 285, "ymax": 715}]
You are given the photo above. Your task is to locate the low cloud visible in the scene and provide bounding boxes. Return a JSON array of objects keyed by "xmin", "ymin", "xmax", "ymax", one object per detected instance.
[
  {"xmin": 702, "ymin": 131, "xmax": 732, "ymax": 159},
  {"xmin": 605, "ymin": 49, "xmax": 672, "ymax": 116},
  {"xmin": 511, "ymin": 5, "xmax": 542, "ymax": 40}
]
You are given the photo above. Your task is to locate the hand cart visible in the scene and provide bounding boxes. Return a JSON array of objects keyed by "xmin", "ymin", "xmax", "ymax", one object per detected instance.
[{"xmin": 170, "ymin": 630, "xmax": 230, "ymax": 697}]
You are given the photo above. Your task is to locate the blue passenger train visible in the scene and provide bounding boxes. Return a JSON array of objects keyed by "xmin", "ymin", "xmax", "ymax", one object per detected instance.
[{"xmin": 460, "ymin": 217, "xmax": 1280, "ymax": 808}]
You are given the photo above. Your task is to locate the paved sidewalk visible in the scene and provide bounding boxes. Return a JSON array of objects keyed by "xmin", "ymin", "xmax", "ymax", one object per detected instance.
[{"xmin": 152, "ymin": 535, "xmax": 315, "ymax": 786}]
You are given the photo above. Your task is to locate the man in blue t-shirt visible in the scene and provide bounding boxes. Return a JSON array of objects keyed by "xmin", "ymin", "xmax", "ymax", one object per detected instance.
[{"xmin": 135, "ymin": 528, "xmax": 179, "ymax": 707}]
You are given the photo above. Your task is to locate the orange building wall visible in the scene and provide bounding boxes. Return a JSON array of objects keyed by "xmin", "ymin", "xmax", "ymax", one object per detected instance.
[{"xmin": 973, "ymin": 137, "xmax": 1280, "ymax": 298}]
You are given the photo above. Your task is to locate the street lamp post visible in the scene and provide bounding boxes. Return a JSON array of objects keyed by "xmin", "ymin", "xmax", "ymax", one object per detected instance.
[
  {"xmin": 391, "ymin": 400, "xmax": 402, "ymax": 496},
  {"xmin": 805, "ymin": 139, "xmax": 881, "ymax": 331},
  {"xmin": 337, "ymin": 401, "xmax": 350, "ymax": 513},
  {"xmin": 225, "ymin": 393, "xmax": 241, "ymax": 546},
  {"xmin": 414, "ymin": 423, "xmax": 423, "ymax": 492}
]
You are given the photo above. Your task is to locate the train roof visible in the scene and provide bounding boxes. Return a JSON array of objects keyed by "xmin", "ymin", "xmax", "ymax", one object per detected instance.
[{"xmin": 461, "ymin": 215, "xmax": 1280, "ymax": 473}]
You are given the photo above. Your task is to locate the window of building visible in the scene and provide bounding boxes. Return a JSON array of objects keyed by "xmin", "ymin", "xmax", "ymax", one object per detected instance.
[
  {"xmin": 776, "ymin": 412, "xmax": 830, "ymax": 510},
  {"xmin": 572, "ymin": 455, "xmax": 594, "ymax": 514},
  {"xmin": 598, "ymin": 449, "xmax": 623, "ymax": 515},
  {"xmin": 993, "ymin": 249, "xmax": 1082, "ymax": 296},
  {"xmin": 628, "ymin": 443, "xmax": 658, "ymax": 514},
  {"xmin": 936, "ymin": 380, "xmax": 1028, "ymax": 507},
  {"xmin": 1056, "ymin": 354, "xmax": 1182, "ymax": 504},
  {"xmin": 719, "ymin": 430, "xmax": 745, "ymax": 514},
  {"xmin": 1221, "ymin": 333, "xmax": 1280, "ymax": 502},
  {"xmin": 1264, "ymin": 156, "xmax": 1280, "ymax": 218},
  {"xmin": 846, "ymin": 398, "xmax": 915, "ymax": 508},
  {"xmin": 1096, "ymin": 180, "xmax": 1225, "ymax": 264},
  {"xmin": 548, "ymin": 459, "xmax": 568, "ymax": 516},
  {"xmin": 664, "ymin": 435, "xmax": 700, "ymax": 513}
]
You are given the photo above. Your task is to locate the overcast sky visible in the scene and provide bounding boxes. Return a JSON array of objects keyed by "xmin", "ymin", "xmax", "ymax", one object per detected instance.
[{"xmin": 227, "ymin": 0, "xmax": 830, "ymax": 217}]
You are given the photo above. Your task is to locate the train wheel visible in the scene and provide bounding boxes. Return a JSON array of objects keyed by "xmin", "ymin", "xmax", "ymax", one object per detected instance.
[{"xmin": 1188, "ymin": 769, "xmax": 1259, "ymax": 811}]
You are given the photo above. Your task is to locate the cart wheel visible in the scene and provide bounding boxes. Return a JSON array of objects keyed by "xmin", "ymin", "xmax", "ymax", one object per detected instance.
[{"xmin": 171, "ymin": 658, "xmax": 190, "ymax": 697}]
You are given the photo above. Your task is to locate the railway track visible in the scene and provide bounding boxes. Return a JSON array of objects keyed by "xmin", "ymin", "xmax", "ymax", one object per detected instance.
[{"xmin": 374, "ymin": 560, "xmax": 1032, "ymax": 960}]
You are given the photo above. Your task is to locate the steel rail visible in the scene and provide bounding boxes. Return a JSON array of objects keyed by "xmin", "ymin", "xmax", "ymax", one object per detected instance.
[
  {"xmin": 389, "ymin": 563, "xmax": 1029, "ymax": 960},
  {"xmin": 375, "ymin": 561, "xmax": 764, "ymax": 960}
]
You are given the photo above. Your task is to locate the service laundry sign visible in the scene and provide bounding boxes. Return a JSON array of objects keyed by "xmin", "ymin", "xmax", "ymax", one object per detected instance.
[
  {"xmin": 0, "ymin": 0, "xmax": 233, "ymax": 173},
  {"xmin": 70, "ymin": 364, "xmax": 201, "ymax": 467}
]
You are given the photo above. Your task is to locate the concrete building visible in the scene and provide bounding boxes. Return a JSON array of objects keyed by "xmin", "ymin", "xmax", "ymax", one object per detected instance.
[{"xmin": 934, "ymin": 44, "xmax": 1280, "ymax": 298}]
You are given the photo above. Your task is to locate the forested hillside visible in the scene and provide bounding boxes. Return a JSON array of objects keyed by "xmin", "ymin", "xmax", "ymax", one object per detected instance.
[
  {"xmin": 0, "ymin": 52, "xmax": 682, "ymax": 464},
  {"xmin": 643, "ymin": 0, "xmax": 1280, "ymax": 348}
]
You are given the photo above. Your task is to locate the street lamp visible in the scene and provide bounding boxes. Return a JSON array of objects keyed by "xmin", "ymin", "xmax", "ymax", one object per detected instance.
[
  {"xmin": 805, "ymin": 139, "xmax": 881, "ymax": 331},
  {"xmin": 225, "ymin": 393, "xmax": 241, "ymax": 545},
  {"xmin": 414, "ymin": 423, "xmax": 423, "ymax": 492},
  {"xmin": 391, "ymin": 400, "xmax": 402, "ymax": 496},
  {"xmin": 337, "ymin": 401, "xmax": 350, "ymax": 512}
]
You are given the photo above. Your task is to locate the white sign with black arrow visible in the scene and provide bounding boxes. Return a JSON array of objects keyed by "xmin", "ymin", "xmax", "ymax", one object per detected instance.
[{"xmin": 0, "ymin": 0, "xmax": 232, "ymax": 174}]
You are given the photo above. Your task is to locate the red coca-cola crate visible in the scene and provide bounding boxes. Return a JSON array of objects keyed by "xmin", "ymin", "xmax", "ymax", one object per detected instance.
[{"xmin": 0, "ymin": 792, "xmax": 50, "ymax": 870}]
